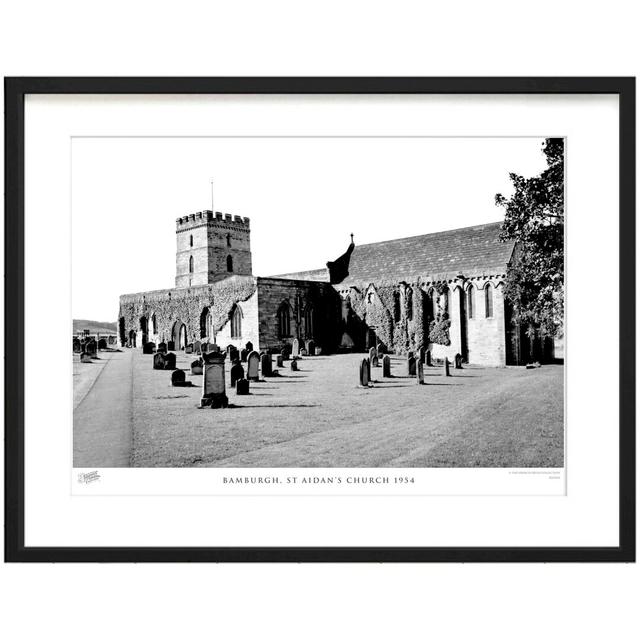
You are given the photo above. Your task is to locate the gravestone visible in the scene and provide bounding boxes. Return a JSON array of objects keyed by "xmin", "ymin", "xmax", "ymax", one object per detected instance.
[
  {"xmin": 281, "ymin": 347, "xmax": 290, "ymax": 361},
  {"xmin": 143, "ymin": 342, "xmax": 155, "ymax": 355},
  {"xmin": 236, "ymin": 378, "xmax": 250, "ymax": 395},
  {"xmin": 443, "ymin": 357, "xmax": 451, "ymax": 377},
  {"xmin": 185, "ymin": 343, "xmax": 194, "ymax": 354},
  {"xmin": 194, "ymin": 340, "xmax": 202, "ymax": 355},
  {"xmin": 359, "ymin": 358, "xmax": 370, "ymax": 387},
  {"xmin": 416, "ymin": 360, "xmax": 425, "ymax": 385},
  {"xmin": 230, "ymin": 362, "xmax": 245, "ymax": 388},
  {"xmin": 382, "ymin": 355, "xmax": 391, "ymax": 377},
  {"xmin": 454, "ymin": 353, "xmax": 463, "ymax": 369},
  {"xmin": 157, "ymin": 341, "xmax": 167, "ymax": 354},
  {"xmin": 315, "ymin": 347, "xmax": 322, "ymax": 356},
  {"xmin": 171, "ymin": 369, "xmax": 190, "ymax": 387},
  {"xmin": 299, "ymin": 348, "xmax": 307, "ymax": 356},
  {"xmin": 247, "ymin": 351, "xmax": 260, "ymax": 381},
  {"xmin": 228, "ymin": 346, "xmax": 239, "ymax": 363},
  {"xmin": 153, "ymin": 353, "xmax": 166, "ymax": 370},
  {"xmin": 292, "ymin": 338, "xmax": 300, "ymax": 357},
  {"xmin": 98, "ymin": 338, "xmax": 107, "ymax": 350},
  {"xmin": 73, "ymin": 338, "xmax": 82, "ymax": 353},
  {"xmin": 80, "ymin": 352, "xmax": 92, "ymax": 363},
  {"xmin": 425, "ymin": 349, "xmax": 432, "ymax": 367},
  {"xmin": 261, "ymin": 353, "xmax": 273, "ymax": 377},
  {"xmin": 407, "ymin": 355, "xmax": 416, "ymax": 376},
  {"xmin": 369, "ymin": 346, "xmax": 379, "ymax": 367},
  {"xmin": 240, "ymin": 348, "xmax": 248, "ymax": 363},
  {"xmin": 245, "ymin": 341, "xmax": 254, "ymax": 352},
  {"xmin": 200, "ymin": 351, "xmax": 228, "ymax": 408},
  {"xmin": 167, "ymin": 340, "xmax": 175, "ymax": 351},
  {"xmin": 208, "ymin": 343, "xmax": 221, "ymax": 354},
  {"xmin": 85, "ymin": 340, "xmax": 97, "ymax": 356},
  {"xmin": 290, "ymin": 359, "xmax": 298, "ymax": 372},
  {"xmin": 376, "ymin": 343, "xmax": 386, "ymax": 357},
  {"xmin": 191, "ymin": 358, "xmax": 203, "ymax": 375},
  {"xmin": 305, "ymin": 339, "xmax": 315, "ymax": 356},
  {"xmin": 164, "ymin": 352, "xmax": 176, "ymax": 370},
  {"xmin": 201, "ymin": 343, "xmax": 209, "ymax": 354},
  {"xmin": 276, "ymin": 354, "xmax": 283, "ymax": 367}
]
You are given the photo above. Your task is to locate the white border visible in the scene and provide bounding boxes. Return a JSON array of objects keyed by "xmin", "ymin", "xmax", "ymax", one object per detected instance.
[{"xmin": 24, "ymin": 94, "xmax": 619, "ymax": 547}]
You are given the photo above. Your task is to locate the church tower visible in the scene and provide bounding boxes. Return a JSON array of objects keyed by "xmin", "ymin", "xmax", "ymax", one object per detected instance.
[{"xmin": 175, "ymin": 210, "xmax": 252, "ymax": 288}]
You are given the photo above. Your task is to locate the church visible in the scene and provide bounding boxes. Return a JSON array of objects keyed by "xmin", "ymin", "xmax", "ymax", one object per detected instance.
[{"xmin": 118, "ymin": 208, "xmax": 545, "ymax": 367}]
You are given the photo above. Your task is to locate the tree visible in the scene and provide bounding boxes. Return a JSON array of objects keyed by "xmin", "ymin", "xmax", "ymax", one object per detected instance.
[{"xmin": 495, "ymin": 138, "xmax": 564, "ymax": 340}]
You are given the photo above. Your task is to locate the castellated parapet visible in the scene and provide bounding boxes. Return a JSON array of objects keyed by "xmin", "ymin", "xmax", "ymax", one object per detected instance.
[{"xmin": 175, "ymin": 210, "xmax": 252, "ymax": 288}]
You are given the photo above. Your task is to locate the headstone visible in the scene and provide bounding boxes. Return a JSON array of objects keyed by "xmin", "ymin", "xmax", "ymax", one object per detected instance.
[
  {"xmin": 454, "ymin": 353, "xmax": 463, "ymax": 369},
  {"xmin": 167, "ymin": 340, "xmax": 175, "ymax": 351},
  {"xmin": 416, "ymin": 359, "xmax": 425, "ymax": 384},
  {"xmin": 201, "ymin": 342, "xmax": 209, "ymax": 354},
  {"xmin": 73, "ymin": 338, "xmax": 82, "ymax": 353},
  {"xmin": 276, "ymin": 354, "xmax": 284, "ymax": 367},
  {"xmin": 80, "ymin": 352, "xmax": 92, "ymax": 363},
  {"xmin": 153, "ymin": 353, "xmax": 166, "ymax": 370},
  {"xmin": 157, "ymin": 341, "xmax": 167, "ymax": 354},
  {"xmin": 261, "ymin": 353, "xmax": 273, "ymax": 377},
  {"xmin": 143, "ymin": 342, "xmax": 155, "ymax": 355},
  {"xmin": 247, "ymin": 351, "xmax": 260, "ymax": 381},
  {"xmin": 369, "ymin": 346, "xmax": 379, "ymax": 367},
  {"xmin": 281, "ymin": 348, "xmax": 289, "ymax": 361},
  {"xmin": 359, "ymin": 358, "xmax": 370, "ymax": 387},
  {"xmin": 85, "ymin": 340, "xmax": 97, "ymax": 356},
  {"xmin": 376, "ymin": 343, "xmax": 386, "ymax": 356},
  {"xmin": 305, "ymin": 339, "xmax": 315, "ymax": 356},
  {"xmin": 245, "ymin": 341, "xmax": 254, "ymax": 352},
  {"xmin": 185, "ymin": 343, "xmax": 194, "ymax": 354},
  {"xmin": 191, "ymin": 358, "xmax": 203, "ymax": 375},
  {"xmin": 444, "ymin": 357, "xmax": 451, "ymax": 377},
  {"xmin": 407, "ymin": 355, "xmax": 416, "ymax": 376},
  {"xmin": 292, "ymin": 338, "xmax": 300, "ymax": 357},
  {"xmin": 315, "ymin": 346, "xmax": 323, "ymax": 356},
  {"xmin": 98, "ymin": 338, "xmax": 107, "ymax": 350},
  {"xmin": 194, "ymin": 340, "xmax": 202, "ymax": 355},
  {"xmin": 201, "ymin": 351, "xmax": 228, "ymax": 408},
  {"xmin": 230, "ymin": 362, "xmax": 245, "ymax": 388},
  {"xmin": 240, "ymin": 348, "xmax": 248, "ymax": 363},
  {"xmin": 236, "ymin": 378, "xmax": 250, "ymax": 395},
  {"xmin": 171, "ymin": 369, "xmax": 187, "ymax": 386},
  {"xmin": 382, "ymin": 355, "xmax": 391, "ymax": 377},
  {"xmin": 299, "ymin": 348, "xmax": 307, "ymax": 356},
  {"xmin": 208, "ymin": 343, "xmax": 221, "ymax": 354},
  {"xmin": 228, "ymin": 345, "xmax": 239, "ymax": 363},
  {"xmin": 290, "ymin": 359, "xmax": 298, "ymax": 372},
  {"xmin": 164, "ymin": 352, "xmax": 176, "ymax": 370},
  {"xmin": 425, "ymin": 349, "xmax": 432, "ymax": 367}
]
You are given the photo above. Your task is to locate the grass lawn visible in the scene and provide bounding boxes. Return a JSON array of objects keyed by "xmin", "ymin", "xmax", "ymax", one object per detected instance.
[{"xmin": 122, "ymin": 349, "xmax": 564, "ymax": 468}]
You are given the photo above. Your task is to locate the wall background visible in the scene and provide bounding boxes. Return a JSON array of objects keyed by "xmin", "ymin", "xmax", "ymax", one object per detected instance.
[{"xmin": 1, "ymin": 1, "xmax": 637, "ymax": 639}]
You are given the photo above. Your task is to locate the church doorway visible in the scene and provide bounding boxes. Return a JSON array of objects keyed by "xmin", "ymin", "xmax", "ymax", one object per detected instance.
[
  {"xmin": 172, "ymin": 320, "xmax": 188, "ymax": 350},
  {"xmin": 128, "ymin": 330, "xmax": 136, "ymax": 348}
]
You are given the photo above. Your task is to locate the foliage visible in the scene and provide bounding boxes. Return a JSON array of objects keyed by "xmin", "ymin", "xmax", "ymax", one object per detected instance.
[
  {"xmin": 429, "ymin": 314, "xmax": 451, "ymax": 346},
  {"xmin": 495, "ymin": 138, "xmax": 564, "ymax": 337}
]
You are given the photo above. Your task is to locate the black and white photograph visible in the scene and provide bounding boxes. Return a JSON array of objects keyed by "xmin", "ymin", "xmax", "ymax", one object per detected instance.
[{"xmin": 72, "ymin": 135, "xmax": 565, "ymax": 471}]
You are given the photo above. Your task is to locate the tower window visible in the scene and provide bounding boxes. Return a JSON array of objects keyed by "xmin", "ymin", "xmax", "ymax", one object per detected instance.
[
  {"xmin": 190, "ymin": 234, "xmax": 193, "ymax": 247},
  {"xmin": 226, "ymin": 255, "xmax": 233, "ymax": 272},
  {"xmin": 484, "ymin": 284, "xmax": 493, "ymax": 318},
  {"xmin": 226, "ymin": 233, "xmax": 231, "ymax": 247},
  {"xmin": 189, "ymin": 255, "xmax": 194, "ymax": 273}
]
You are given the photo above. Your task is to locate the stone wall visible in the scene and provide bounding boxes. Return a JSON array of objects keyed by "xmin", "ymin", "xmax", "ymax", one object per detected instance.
[
  {"xmin": 118, "ymin": 275, "xmax": 257, "ymax": 348},
  {"xmin": 256, "ymin": 277, "xmax": 341, "ymax": 352}
]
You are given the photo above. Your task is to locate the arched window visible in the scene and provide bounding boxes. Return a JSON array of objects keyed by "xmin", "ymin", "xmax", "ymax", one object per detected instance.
[
  {"xmin": 484, "ymin": 283, "xmax": 493, "ymax": 318},
  {"xmin": 277, "ymin": 302, "xmax": 291, "ymax": 338},
  {"xmin": 230, "ymin": 305, "xmax": 242, "ymax": 338},
  {"xmin": 467, "ymin": 286, "xmax": 475, "ymax": 319},
  {"xmin": 189, "ymin": 234, "xmax": 193, "ymax": 247},
  {"xmin": 189, "ymin": 255, "xmax": 194, "ymax": 273},
  {"xmin": 226, "ymin": 233, "xmax": 231, "ymax": 248},
  {"xmin": 406, "ymin": 287, "xmax": 413, "ymax": 321},
  {"xmin": 443, "ymin": 288, "xmax": 450, "ymax": 315},
  {"xmin": 226, "ymin": 255, "xmax": 233, "ymax": 272},
  {"xmin": 303, "ymin": 304, "xmax": 314, "ymax": 338},
  {"xmin": 200, "ymin": 306, "xmax": 213, "ymax": 339},
  {"xmin": 151, "ymin": 313, "xmax": 157, "ymax": 334},
  {"xmin": 393, "ymin": 290, "xmax": 401, "ymax": 322}
]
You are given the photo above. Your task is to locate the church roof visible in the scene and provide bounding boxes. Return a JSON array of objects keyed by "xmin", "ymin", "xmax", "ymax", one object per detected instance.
[{"xmin": 273, "ymin": 221, "xmax": 515, "ymax": 286}]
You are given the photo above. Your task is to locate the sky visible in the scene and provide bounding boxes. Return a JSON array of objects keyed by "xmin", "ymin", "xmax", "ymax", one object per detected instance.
[{"xmin": 71, "ymin": 136, "xmax": 548, "ymax": 320}]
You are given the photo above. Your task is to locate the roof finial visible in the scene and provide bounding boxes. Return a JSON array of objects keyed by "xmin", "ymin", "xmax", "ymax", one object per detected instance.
[{"xmin": 350, "ymin": 233, "xmax": 354, "ymax": 244}]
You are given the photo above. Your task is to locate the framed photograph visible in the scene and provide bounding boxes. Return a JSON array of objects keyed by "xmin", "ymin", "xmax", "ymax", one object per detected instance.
[{"xmin": 5, "ymin": 77, "xmax": 635, "ymax": 562}]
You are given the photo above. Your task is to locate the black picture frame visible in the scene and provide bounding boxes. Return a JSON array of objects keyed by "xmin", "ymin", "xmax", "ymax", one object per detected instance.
[{"xmin": 4, "ymin": 77, "xmax": 635, "ymax": 563}]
